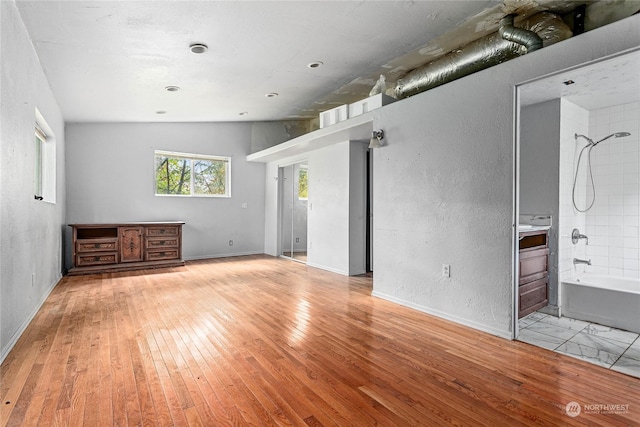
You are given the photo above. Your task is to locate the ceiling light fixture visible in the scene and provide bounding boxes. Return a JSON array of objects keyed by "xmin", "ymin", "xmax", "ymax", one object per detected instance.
[
  {"xmin": 239, "ymin": 111, "xmax": 248, "ymax": 116},
  {"xmin": 189, "ymin": 43, "xmax": 208, "ymax": 54},
  {"xmin": 307, "ymin": 61, "xmax": 324, "ymax": 69},
  {"xmin": 563, "ymin": 79, "xmax": 575, "ymax": 86},
  {"xmin": 165, "ymin": 86, "xmax": 180, "ymax": 92},
  {"xmin": 156, "ymin": 110, "xmax": 167, "ymax": 115},
  {"xmin": 265, "ymin": 93, "xmax": 279, "ymax": 98}
]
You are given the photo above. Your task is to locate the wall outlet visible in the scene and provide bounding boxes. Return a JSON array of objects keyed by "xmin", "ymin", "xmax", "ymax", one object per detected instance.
[
  {"xmin": 241, "ymin": 202, "xmax": 247, "ymax": 209},
  {"xmin": 32, "ymin": 272, "xmax": 35, "ymax": 287},
  {"xmin": 229, "ymin": 240, "xmax": 233, "ymax": 246},
  {"xmin": 442, "ymin": 264, "xmax": 450, "ymax": 278}
]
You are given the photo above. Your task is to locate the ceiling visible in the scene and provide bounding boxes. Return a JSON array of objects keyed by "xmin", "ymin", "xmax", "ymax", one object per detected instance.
[
  {"xmin": 519, "ymin": 49, "xmax": 640, "ymax": 111},
  {"xmin": 14, "ymin": 1, "xmax": 639, "ymax": 123}
]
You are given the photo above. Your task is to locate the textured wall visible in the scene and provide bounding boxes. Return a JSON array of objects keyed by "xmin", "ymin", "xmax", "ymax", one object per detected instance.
[
  {"xmin": 65, "ymin": 122, "xmax": 265, "ymax": 263},
  {"xmin": 1, "ymin": 1, "xmax": 66, "ymax": 361},
  {"xmin": 369, "ymin": 15, "xmax": 640, "ymax": 338}
]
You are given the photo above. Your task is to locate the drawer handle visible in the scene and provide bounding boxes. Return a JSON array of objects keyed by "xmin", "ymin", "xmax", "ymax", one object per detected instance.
[{"xmin": 94, "ymin": 243, "xmax": 101, "ymax": 248}]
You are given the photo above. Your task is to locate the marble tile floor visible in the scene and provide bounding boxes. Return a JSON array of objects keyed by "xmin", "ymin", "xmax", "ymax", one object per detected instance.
[{"xmin": 517, "ymin": 312, "xmax": 640, "ymax": 379}]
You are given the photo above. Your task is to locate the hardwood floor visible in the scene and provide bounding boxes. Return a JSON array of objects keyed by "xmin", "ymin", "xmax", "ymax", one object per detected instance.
[{"xmin": 2, "ymin": 255, "xmax": 638, "ymax": 426}]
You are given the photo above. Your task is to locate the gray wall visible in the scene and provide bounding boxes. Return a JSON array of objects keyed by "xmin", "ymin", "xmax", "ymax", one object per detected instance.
[
  {"xmin": 263, "ymin": 141, "xmax": 367, "ymax": 276},
  {"xmin": 65, "ymin": 122, "xmax": 265, "ymax": 264},
  {"xmin": 368, "ymin": 15, "xmax": 640, "ymax": 338},
  {"xmin": 520, "ymin": 100, "xmax": 561, "ymax": 309},
  {"xmin": 1, "ymin": 1, "xmax": 66, "ymax": 361}
]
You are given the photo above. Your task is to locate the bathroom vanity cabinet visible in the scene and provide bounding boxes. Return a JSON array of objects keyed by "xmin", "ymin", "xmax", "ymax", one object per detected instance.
[
  {"xmin": 518, "ymin": 228, "xmax": 549, "ymax": 318},
  {"xmin": 68, "ymin": 222, "xmax": 185, "ymax": 275}
]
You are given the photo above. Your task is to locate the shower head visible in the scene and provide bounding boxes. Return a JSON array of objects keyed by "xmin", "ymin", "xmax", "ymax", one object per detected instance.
[{"xmin": 593, "ymin": 131, "xmax": 631, "ymax": 146}]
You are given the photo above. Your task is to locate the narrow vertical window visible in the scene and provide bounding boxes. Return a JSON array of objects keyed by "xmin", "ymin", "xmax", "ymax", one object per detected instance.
[
  {"xmin": 298, "ymin": 165, "xmax": 308, "ymax": 200},
  {"xmin": 34, "ymin": 125, "xmax": 46, "ymax": 200},
  {"xmin": 34, "ymin": 109, "xmax": 56, "ymax": 203}
]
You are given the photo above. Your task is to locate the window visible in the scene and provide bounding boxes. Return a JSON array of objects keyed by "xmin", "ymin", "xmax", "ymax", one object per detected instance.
[
  {"xmin": 34, "ymin": 126, "xmax": 45, "ymax": 199},
  {"xmin": 34, "ymin": 109, "xmax": 56, "ymax": 203},
  {"xmin": 298, "ymin": 165, "xmax": 308, "ymax": 200},
  {"xmin": 154, "ymin": 150, "xmax": 231, "ymax": 197}
]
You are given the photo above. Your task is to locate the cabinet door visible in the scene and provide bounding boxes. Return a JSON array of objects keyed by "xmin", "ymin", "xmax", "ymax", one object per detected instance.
[{"xmin": 120, "ymin": 226, "xmax": 143, "ymax": 262}]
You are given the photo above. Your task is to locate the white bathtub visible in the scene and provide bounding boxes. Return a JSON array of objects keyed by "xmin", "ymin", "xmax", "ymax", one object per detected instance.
[{"xmin": 562, "ymin": 274, "xmax": 640, "ymax": 334}]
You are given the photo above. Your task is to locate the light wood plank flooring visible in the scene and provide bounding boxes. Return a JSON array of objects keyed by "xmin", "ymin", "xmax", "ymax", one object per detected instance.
[{"xmin": 2, "ymin": 255, "xmax": 638, "ymax": 426}]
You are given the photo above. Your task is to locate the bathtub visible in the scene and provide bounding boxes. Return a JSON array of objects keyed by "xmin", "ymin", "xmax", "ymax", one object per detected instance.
[{"xmin": 562, "ymin": 274, "xmax": 640, "ymax": 334}]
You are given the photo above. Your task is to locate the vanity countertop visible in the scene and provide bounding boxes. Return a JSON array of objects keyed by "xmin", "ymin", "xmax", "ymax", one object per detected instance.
[{"xmin": 518, "ymin": 225, "xmax": 551, "ymax": 233}]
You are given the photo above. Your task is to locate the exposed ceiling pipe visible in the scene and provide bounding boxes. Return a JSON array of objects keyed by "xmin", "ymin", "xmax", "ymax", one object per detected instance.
[
  {"xmin": 499, "ymin": 14, "xmax": 543, "ymax": 53},
  {"xmin": 393, "ymin": 12, "xmax": 572, "ymax": 99}
]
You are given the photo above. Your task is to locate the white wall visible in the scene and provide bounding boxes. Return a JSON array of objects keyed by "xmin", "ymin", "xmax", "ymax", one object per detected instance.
[
  {"xmin": 1, "ymin": 1, "xmax": 66, "ymax": 361},
  {"xmin": 584, "ymin": 102, "xmax": 640, "ymax": 278},
  {"xmin": 559, "ymin": 99, "xmax": 589, "ymax": 285},
  {"xmin": 65, "ymin": 122, "xmax": 265, "ymax": 264},
  {"xmin": 520, "ymin": 100, "xmax": 561, "ymax": 310},
  {"xmin": 263, "ymin": 141, "xmax": 367, "ymax": 275},
  {"xmin": 368, "ymin": 15, "xmax": 640, "ymax": 338}
]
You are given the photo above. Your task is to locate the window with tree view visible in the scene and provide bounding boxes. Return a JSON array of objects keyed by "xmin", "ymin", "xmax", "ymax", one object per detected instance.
[{"xmin": 155, "ymin": 151, "xmax": 230, "ymax": 197}]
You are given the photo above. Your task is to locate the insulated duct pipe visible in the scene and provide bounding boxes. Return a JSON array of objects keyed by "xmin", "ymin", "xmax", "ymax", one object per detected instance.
[
  {"xmin": 498, "ymin": 14, "xmax": 543, "ymax": 53},
  {"xmin": 394, "ymin": 12, "xmax": 571, "ymax": 99}
]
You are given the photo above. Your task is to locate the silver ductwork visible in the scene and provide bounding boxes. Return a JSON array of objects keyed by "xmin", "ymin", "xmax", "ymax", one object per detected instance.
[
  {"xmin": 499, "ymin": 14, "xmax": 543, "ymax": 53},
  {"xmin": 394, "ymin": 12, "xmax": 572, "ymax": 99}
]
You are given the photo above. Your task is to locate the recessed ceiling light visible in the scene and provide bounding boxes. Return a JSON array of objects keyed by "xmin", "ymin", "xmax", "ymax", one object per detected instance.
[
  {"xmin": 265, "ymin": 93, "xmax": 279, "ymax": 98},
  {"xmin": 156, "ymin": 110, "xmax": 167, "ymax": 114},
  {"xmin": 307, "ymin": 61, "xmax": 324, "ymax": 69},
  {"xmin": 239, "ymin": 111, "xmax": 248, "ymax": 116},
  {"xmin": 165, "ymin": 86, "xmax": 180, "ymax": 92},
  {"xmin": 189, "ymin": 43, "xmax": 208, "ymax": 54},
  {"xmin": 563, "ymin": 79, "xmax": 576, "ymax": 86}
]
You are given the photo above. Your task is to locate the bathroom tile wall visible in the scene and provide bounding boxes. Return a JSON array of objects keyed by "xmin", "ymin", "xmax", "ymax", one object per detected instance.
[
  {"xmin": 585, "ymin": 102, "xmax": 640, "ymax": 278},
  {"xmin": 558, "ymin": 99, "xmax": 589, "ymax": 283}
]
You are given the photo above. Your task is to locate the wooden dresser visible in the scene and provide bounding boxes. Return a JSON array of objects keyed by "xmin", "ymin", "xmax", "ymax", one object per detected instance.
[
  {"xmin": 69, "ymin": 222, "xmax": 185, "ymax": 275},
  {"xmin": 518, "ymin": 228, "xmax": 549, "ymax": 318}
]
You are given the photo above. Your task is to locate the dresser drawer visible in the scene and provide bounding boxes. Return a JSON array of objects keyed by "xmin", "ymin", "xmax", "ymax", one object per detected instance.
[
  {"xmin": 146, "ymin": 226, "xmax": 180, "ymax": 237},
  {"xmin": 145, "ymin": 236, "xmax": 179, "ymax": 249},
  {"xmin": 76, "ymin": 252, "xmax": 118, "ymax": 266},
  {"xmin": 519, "ymin": 247, "xmax": 548, "ymax": 283},
  {"xmin": 519, "ymin": 278, "xmax": 548, "ymax": 315},
  {"xmin": 77, "ymin": 238, "xmax": 118, "ymax": 253},
  {"xmin": 145, "ymin": 249, "xmax": 179, "ymax": 261}
]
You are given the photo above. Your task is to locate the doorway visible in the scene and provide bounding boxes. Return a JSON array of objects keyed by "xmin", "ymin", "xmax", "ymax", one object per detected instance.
[{"xmin": 279, "ymin": 161, "xmax": 308, "ymax": 262}]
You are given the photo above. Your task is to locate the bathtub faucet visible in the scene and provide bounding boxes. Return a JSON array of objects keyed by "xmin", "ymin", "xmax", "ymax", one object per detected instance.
[
  {"xmin": 573, "ymin": 258, "xmax": 591, "ymax": 266},
  {"xmin": 571, "ymin": 228, "xmax": 589, "ymax": 245}
]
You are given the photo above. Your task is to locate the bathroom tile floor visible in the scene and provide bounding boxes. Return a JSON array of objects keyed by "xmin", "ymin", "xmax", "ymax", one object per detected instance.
[{"xmin": 517, "ymin": 312, "xmax": 640, "ymax": 379}]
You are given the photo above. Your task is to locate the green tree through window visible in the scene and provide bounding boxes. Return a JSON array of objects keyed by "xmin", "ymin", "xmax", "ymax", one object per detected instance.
[
  {"xmin": 298, "ymin": 166, "xmax": 308, "ymax": 199},
  {"xmin": 155, "ymin": 151, "xmax": 230, "ymax": 197}
]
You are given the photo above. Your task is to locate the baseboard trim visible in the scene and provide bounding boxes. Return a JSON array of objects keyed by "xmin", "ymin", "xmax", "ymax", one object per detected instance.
[
  {"xmin": 185, "ymin": 251, "xmax": 264, "ymax": 261},
  {"xmin": 371, "ymin": 291, "xmax": 513, "ymax": 340},
  {"xmin": 0, "ymin": 274, "xmax": 62, "ymax": 364}
]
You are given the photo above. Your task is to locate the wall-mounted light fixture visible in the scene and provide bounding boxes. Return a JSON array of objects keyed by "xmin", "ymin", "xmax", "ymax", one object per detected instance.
[{"xmin": 368, "ymin": 129, "xmax": 384, "ymax": 148}]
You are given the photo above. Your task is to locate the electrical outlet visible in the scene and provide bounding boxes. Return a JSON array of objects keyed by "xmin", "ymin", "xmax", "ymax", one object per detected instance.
[
  {"xmin": 296, "ymin": 237, "xmax": 299, "ymax": 243},
  {"xmin": 241, "ymin": 202, "xmax": 247, "ymax": 209},
  {"xmin": 442, "ymin": 264, "xmax": 450, "ymax": 278},
  {"xmin": 32, "ymin": 272, "xmax": 35, "ymax": 287},
  {"xmin": 229, "ymin": 240, "xmax": 233, "ymax": 246}
]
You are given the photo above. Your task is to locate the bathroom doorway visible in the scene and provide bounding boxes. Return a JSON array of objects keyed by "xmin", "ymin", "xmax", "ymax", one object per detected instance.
[{"xmin": 279, "ymin": 161, "xmax": 308, "ymax": 262}]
